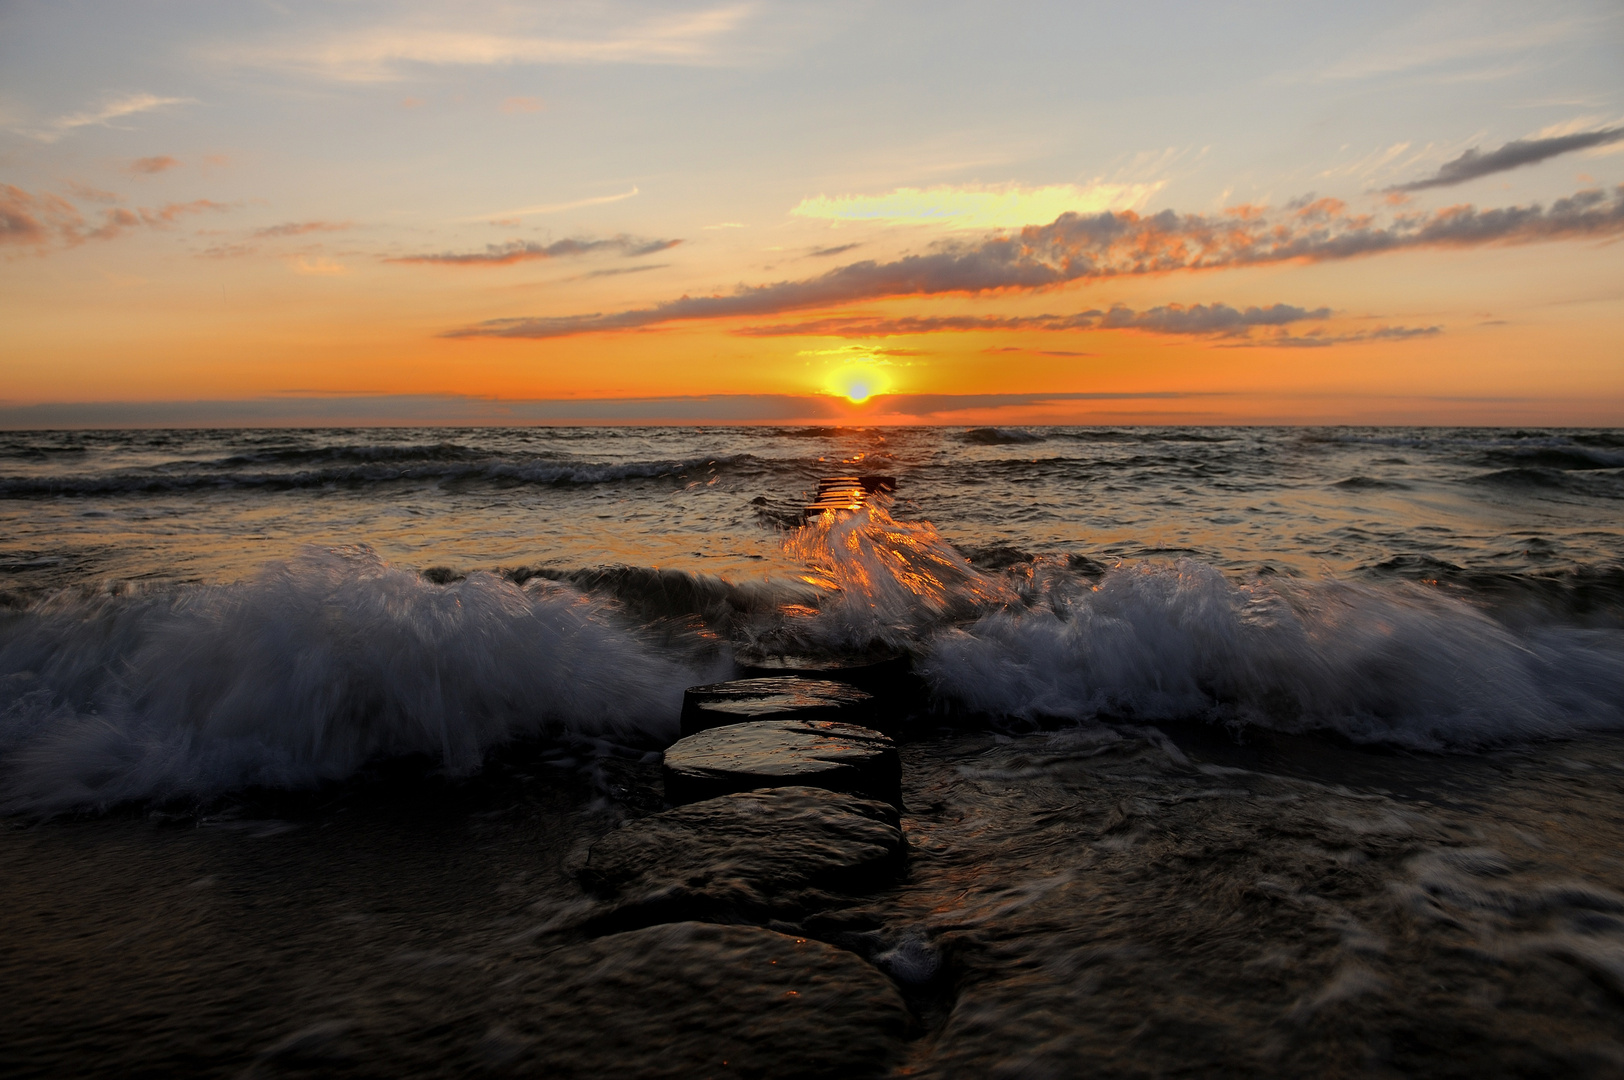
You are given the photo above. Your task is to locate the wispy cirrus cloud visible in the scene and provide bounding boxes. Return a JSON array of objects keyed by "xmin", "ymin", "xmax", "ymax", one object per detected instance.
[
  {"xmin": 445, "ymin": 187, "xmax": 1624, "ymax": 339},
  {"xmin": 14, "ymin": 93, "xmax": 190, "ymax": 143},
  {"xmin": 224, "ymin": 4, "xmax": 756, "ymax": 82},
  {"xmin": 1389, "ymin": 126, "xmax": 1624, "ymax": 191},
  {"xmin": 126, "ymin": 155, "xmax": 182, "ymax": 175},
  {"xmin": 791, "ymin": 182, "xmax": 1162, "ymax": 230},
  {"xmin": 1314, "ymin": 17, "xmax": 1582, "ymax": 82},
  {"xmin": 457, "ymin": 186, "xmax": 640, "ymax": 222},
  {"xmin": 390, "ymin": 235, "xmax": 680, "ymax": 266}
]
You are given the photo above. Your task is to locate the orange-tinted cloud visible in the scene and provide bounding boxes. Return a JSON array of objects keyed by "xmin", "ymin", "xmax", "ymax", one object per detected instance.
[
  {"xmin": 252, "ymin": 220, "xmax": 354, "ymax": 238},
  {"xmin": 0, "ymin": 185, "xmax": 82, "ymax": 247},
  {"xmin": 1, "ymin": 185, "xmax": 232, "ymax": 249},
  {"xmin": 391, "ymin": 235, "xmax": 680, "ymax": 265},
  {"xmin": 501, "ymin": 96, "xmax": 544, "ymax": 113},
  {"xmin": 447, "ymin": 187, "xmax": 1624, "ymax": 338},
  {"xmin": 127, "ymin": 155, "xmax": 181, "ymax": 175}
]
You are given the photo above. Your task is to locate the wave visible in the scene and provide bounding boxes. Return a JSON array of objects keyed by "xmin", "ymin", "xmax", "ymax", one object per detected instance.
[
  {"xmin": 0, "ymin": 547, "xmax": 704, "ymax": 814},
  {"xmin": 212, "ymin": 441, "xmax": 493, "ymax": 468},
  {"xmin": 4, "ymin": 499, "xmax": 1624, "ymax": 813},
  {"xmin": 962, "ymin": 427, "xmax": 1047, "ymax": 446},
  {"xmin": 919, "ymin": 558, "xmax": 1624, "ymax": 750},
  {"xmin": 1482, "ymin": 447, "xmax": 1624, "ymax": 471},
  {"xmin": 1332, "ymin": 476, "xmax": 1410, "ymax": 490},
  {"xmin": 0, "ymin": 454, "xmax": 759, "ymax": 498}
]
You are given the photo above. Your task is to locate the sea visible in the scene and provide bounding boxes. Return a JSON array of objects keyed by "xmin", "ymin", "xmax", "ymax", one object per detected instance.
[{"xmin": 2, "ymin": 424, "xmax": 1623, "ymax": 1077}]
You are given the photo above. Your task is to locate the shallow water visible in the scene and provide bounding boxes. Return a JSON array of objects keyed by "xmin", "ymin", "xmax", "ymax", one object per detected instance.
[{"xmin": 1, "ymin": 425, "xmax": 1622, "ymax": 1075}]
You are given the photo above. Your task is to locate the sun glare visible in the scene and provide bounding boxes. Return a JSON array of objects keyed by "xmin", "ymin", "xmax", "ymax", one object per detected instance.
[{"xmin": 828, "ymin": 362, "xmax": 888, "ymax": 404}]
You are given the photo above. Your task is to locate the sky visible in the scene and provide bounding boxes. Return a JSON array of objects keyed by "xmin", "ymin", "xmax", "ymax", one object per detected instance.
[{"xmin": 1, "ymin": 0, "xmax": 1622, "ymax": 426}]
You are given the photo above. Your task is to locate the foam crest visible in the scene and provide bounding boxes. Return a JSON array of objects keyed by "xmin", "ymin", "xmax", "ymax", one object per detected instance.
[
  {"xmin": 784, "ymin": 499, "xmax": 1017, "ymax": 648},
  {"xmin": 919, "ymin": 558, "xmax": 1624, "ymax": 749},
  {"xmin": 0, "ymin": 546, "xmax": 696, "ymax": 812}
]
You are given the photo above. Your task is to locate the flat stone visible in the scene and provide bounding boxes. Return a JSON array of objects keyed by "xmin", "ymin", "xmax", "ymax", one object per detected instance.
[
  {"xmin": 503, "ymin": 922, "xmax": 912, "ymax": 1079},
  {"xmin": 680, "ymin": 676, "xmax": 875, "ymax": 735},
  {"xmin": 663, "ymin": 719, "xmax": 901, "ymax": 806},
  {"xmin": 581, "ymin": 786, "xmax": 904, "ymax": 923}
]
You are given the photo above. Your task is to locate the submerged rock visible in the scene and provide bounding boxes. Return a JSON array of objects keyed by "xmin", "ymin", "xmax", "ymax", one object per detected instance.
[
  {"xmin": 663, "ymin": 719, "xmax": 901, "ymax": 806},
  {"xmin": 581, "ymin": 785, "xmax": 905, "ymax": 924},
  {"xmin": 505, "ymin": 922, "xmax": 912, "ymax": 1079},
  {"xmin": 680, "ymin": 676, "xmax": 875, "ymax": 735}
]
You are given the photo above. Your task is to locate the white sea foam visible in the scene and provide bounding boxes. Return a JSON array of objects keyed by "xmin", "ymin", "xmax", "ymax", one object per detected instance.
[
  {"xmin": 4, "ymin": 499, "xmax": 1623, "ymax": 812},
  {"xmin": 0, "ymin": 546, "xmax": 697, "ymax": 813},
  {"xmin": 918, "ymin": 556, "xmax": 1624, "ymax": 749}
]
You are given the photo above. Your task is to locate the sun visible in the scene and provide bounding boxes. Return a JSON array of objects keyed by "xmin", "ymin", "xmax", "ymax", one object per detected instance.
[{"xmin": 828, "ymin": 362, "xmax": 888, "ymax": 403}]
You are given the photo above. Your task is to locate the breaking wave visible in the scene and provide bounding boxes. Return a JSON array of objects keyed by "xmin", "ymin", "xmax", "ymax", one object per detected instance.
[
  {"xmin": 0, "ymin": 453, "xmax": 756, "ymax": 497},
  {"xmin": 3, "ymin": 500, "xmax": 1624, "ymax": 813},
  {"xmin": 0, "ymin": 546, "xmax": 702, "ymax": 813},
  {"xmin": 785, "ymin": 505, "xmax": 1624, "ymax": 750}
]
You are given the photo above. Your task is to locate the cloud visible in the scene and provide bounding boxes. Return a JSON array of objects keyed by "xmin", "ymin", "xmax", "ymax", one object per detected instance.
[
  {"xmin": 293, "ymin": 258, "xmax": 349, "ymax": 276},
  {"xmin": 581, "ymin": 264, "xmax": 670, "ymax": 278},
  {"xmin": 391, "ymin": 235, "xmax": 680, "ymax": 266},
  {"xmin": 790, "ymin": 182, "xmax": 1162, "ymax": 230},
  {"xmin": 230, "ymin": 5, "xmax": 754, "ymax": 82},
  {"xmin": 253, "ymin": 221, "xmax": 354, "ymax": 238},
  {"xmin": 1390, "ymin": 127, "xmax": 1624, "ymax": 191},
  {"xmin": 127, "ymin": 155, "xmax": 182, "ymax": 175},
  {"xmin": 21, "ymin": 94, "xmax": 190, "ymax": 143},
  {"xmin": 1097, "ymin": 302, "xmax": 1331, "ymax": 336},
  {"xmin": 0, "ymin": 185, "xmax": 231, "ymax": 249},
  {"xmin": 62, "ymin": 182, "xmax": 121, "ymax": 205},
  {"xmin": 1238, "ymin": 325, "xmax": 1443, "ymax": 348},
  {"xmin": 445, "ymin": 186, "xmax": 1623, "ymax": 339},
  {"xmin": 1316, "ymin": 19, "xmax": 1581, "ymax": 82},
  {"xmin": 736, "ymin": 313, "xmax": 1097, "ymax": 337},
  {"xmin": 0, "ymin": 185, "xmax": 81, "ymax": 247},
  {"xmin": 745, "ymin": 303, "xmax": 1386, "ymax": 346},
  {"xmin": 501, "ymin": 96, "xmax": 545, "ymax": 113},
  {"xmin": 808, "ymin": 243, "xmax": 862, "ymax": 257},
  {"xmin": 460, "ymin": 185, "xmax": 640, "ymax": 221}
]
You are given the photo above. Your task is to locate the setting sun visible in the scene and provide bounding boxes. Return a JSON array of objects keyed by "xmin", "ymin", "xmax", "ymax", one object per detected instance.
[{"xmin": 829, "ymin": 363, "xmax": 889, "ymax": 405}]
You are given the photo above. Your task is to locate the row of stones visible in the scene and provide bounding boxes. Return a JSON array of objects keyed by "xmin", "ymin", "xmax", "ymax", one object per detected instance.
[{"xmin": 541, "ymin": 673, "xmax": 914, "ymax": 1078}]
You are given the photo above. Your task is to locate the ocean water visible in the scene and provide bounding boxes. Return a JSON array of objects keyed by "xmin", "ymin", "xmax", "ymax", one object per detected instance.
[{"xmin": 3, "ymin": 425, "xmax": 1624, "ymax": 1076}]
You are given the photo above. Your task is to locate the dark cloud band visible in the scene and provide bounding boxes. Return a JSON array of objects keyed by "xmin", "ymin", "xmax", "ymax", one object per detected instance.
[{"xmin": 1390, "ymin": 128, "xmax": 1624, "ymax": 192}]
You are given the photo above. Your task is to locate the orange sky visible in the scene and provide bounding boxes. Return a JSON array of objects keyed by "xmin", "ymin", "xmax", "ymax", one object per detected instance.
[{"xmin": 2, "ymin": 1, "xmax": 1622, "ymax": 425}]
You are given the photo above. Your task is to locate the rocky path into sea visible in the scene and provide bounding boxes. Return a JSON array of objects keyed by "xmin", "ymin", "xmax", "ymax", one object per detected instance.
[{"xmin": 10, "ymin": 664, "xmax": 1624, "ymax": 1078}]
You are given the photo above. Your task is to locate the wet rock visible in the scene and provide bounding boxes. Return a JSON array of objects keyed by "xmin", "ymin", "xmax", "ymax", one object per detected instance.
[
  {"xmin": 503, "ymin": 922, "xmax": 912, "ymax": 1079},
  {"xmin": 580, "ymin": 785, "xmax": 904, "ymax": 924},
  {"xmin": 663, "ymin": 719, "xmax": 901, "ymax": 806},
  {"xmin": 680, "ymin": 676, "xmax": 875, "ymax": 735}
]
